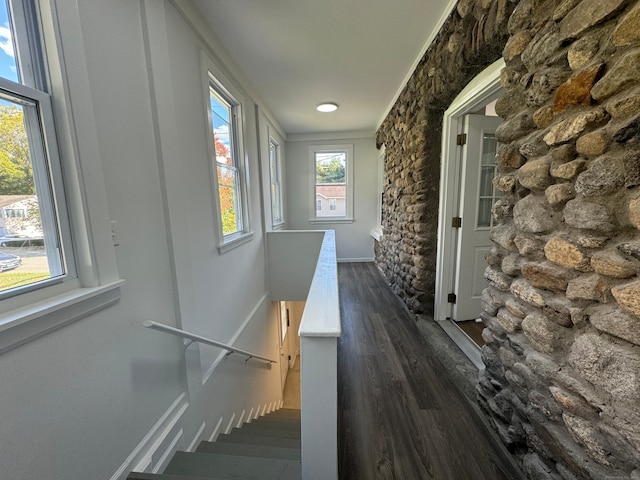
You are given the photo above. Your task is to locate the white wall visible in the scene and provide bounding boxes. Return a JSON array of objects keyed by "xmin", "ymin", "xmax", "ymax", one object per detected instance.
[
  {"xmin": 0, "ymin": 1, "xmax": 284, "ymax": 479},
  {"xmin": 285, "ymin": 134, "xmax": 378, "ymax": 261}
]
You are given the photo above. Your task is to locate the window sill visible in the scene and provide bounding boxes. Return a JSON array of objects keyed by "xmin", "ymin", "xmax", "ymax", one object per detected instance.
[
  {"xmin": 271, "ymin": 221, "xmax": 286, "ymax": 231},
  {"xmin": 309, "ymin": 217, "xmax": 354, "ymax": 225},
  {"xmin": 0, "ymin": 280, "xmax": 125, "ymax": 355},
  {"xmin": 217, "ymin": 231, "xmax": 254, "ymax": 254}
]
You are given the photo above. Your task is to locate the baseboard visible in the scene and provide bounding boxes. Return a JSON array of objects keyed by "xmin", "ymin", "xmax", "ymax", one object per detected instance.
[
  {"xmin": 337, "ymin": 257, "xmax": 374, "ymax": 263},
  {"xmin": 110, "ymin": 392, "xmax": 188, "ymax": 480}
]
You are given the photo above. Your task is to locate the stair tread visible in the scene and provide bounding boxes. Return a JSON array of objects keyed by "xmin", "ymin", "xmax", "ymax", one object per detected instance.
[
  {"xmin": 165, "ymin": 451, "xmax": 301, "ymax": 480},
  {"xmin": 128, "ymin": 472, "xmax": 227, "ymax": 480},
  {"xmin": 197, "ymin": 440, "xmax": 300, "ymax": 460},
  {"xmin": 216, "ymin": 432, "xmax": 301, "ymax": 449},
  {"xmin": 229, "ymin": 425, "xmax": 300, "ymax": 439},
  {"xmin": 240, "ymin": 421, "xmax": 301, "ymax": 434},
  {"xmin": 266, "ymin": 408, "xmax": 300, "ymax": 418}
]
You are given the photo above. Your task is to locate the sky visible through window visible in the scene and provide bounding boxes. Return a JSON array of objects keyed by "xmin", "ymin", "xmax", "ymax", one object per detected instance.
[{"xmin": 0, "ymin": 2, "xmax": 17, "ymax": 84}]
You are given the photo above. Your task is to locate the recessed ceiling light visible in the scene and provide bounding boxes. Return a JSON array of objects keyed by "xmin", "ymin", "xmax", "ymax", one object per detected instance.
[{"xmin": 317, "ymin": 102, "xmax": 338, "ymax": 113}]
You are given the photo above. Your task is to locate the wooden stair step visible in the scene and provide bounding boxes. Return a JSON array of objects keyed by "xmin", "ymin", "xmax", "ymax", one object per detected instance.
[
  {"xmin": 164, "ymin": 451, "xmax": 301, "ymax": 480},
  {"xmin": 216, "ymin": 431, "xmax": 301, "ymax": 449},
  {"xmin": 197, "ymin": 440, "xmax": 300, "ymax": 460}
]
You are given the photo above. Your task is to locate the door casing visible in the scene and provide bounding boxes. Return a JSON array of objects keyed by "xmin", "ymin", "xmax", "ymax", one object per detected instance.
[{"xmin": 434, "ymin": 58, "xmax": 505, "ymax": 322}]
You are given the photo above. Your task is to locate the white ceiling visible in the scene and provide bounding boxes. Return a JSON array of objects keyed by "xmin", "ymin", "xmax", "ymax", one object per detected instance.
[{"xmin": 191, "ymin": 0, "xmax": 454, "ymax": 136}]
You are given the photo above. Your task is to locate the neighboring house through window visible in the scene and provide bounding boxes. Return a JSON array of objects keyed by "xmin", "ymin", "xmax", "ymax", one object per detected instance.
[{"xmin": 310, "ymin": 144, "xmax": 353, "ymax": 222}]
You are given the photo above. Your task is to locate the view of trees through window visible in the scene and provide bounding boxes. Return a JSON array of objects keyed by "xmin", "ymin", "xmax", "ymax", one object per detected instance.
[
  {"xmin": 315, "ymin": 151, "xmax": 346, "ymax": 217},
  {"xmin": 210, "ymin": 87, "xmax": 243, "ymax": 236}
]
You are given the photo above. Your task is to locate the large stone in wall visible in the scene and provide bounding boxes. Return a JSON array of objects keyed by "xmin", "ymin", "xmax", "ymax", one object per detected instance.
[
  {"xmin": 521, "ymin": 21, "xmax": 563, "ymax": 71},
  {"xmin": 511, "ymin": 278, "xmax": 547, "ymax": 307},
  {"xmin": 559, "ymin": 0, "xmax": 627, "ymax": 40},
  {"xmin": 611, "ymin": 112, "xmax": 640, "ymax": 145},
  {"xmin": 606, "ymin": 87, "xmax": 640, "ymax": 120},
  {"xmin": 513, "ymin": 194, "xmax": 560, "ymax": 233},
  {"xmin": 575, "ymin": 129, "xmax": 610, "ymax": 156},
  {"xmin": 574, "ymin": 155, "xmax": 625, "ymax": 197},
  {"xmin": 562, "ymin": 412, "xmax": 613, "ymax": 466},
  {"xmin": 591, "ymin": 49, "xmax": 640, "ymax": 101},
  {"xmin": 550, "ymin": 158, "xmax": 587, "ymax": 180},
  {"xmin": 544, "ymin": 237, "xmax": 591, "ymax": 271},
  {"xmin": 566, "ymin": 274, "xmax": 608, "ymax": 302},
  {"xmin": 590, "ymin": 249, "xmax": 638, "ymax": 278},
  {"xmin": 518, "ymin": 155, "xmax": 553, "ymax": 190},
  {"xmin": 611, "ymin": 280, "xmax": 640, "ymax": 318},
  {"xmin": 521, "ymin": 261, "xmax": 573, "ymax": 292},
  {"xmin": 568, "ymin": 333, "xmax": 640, "ymax": 404},
  {"xmin": 613, "ymin": 1, "xmax": 640, "ymax": 46},
  {"xmin": 567, "ymin": 30, "xmax": 601, "ymax": 70},
  {"xmin": 522, "ymin": 311, "xmax": 565, "ymax": 354},
  {"xmin": 553, "ymin": 63, "xmax": 604, "ymax": 114},
  {"xmin": 588, "ymin": 304, "xmax": 640, "ymax": 346},
  {"xmin": 545, "ymin": 183, "xmax": 576, "ymax": 206},
  {"xmin": 564, "ymin": 198, "xmax": 616, "ymax": 233},
  {"xmin": 543, "ymin": 108, "xmax": 610, "ymax": 145},
  {"xmin": 496, "ymin": 110, "xmax": 537, "ymax": 142}
]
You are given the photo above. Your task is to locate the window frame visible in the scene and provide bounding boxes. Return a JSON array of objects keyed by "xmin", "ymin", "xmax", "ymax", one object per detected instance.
[
  {"xmin": 0, "ymin": 0, "xmax": 123, "ymax": 354},
  {"xmin": 309, "ymin": 144, "xmax": 354, "ymax": 224},
  {"xmin": 269, "ymin": 136, "xmax": 284, "ymax": 228},
  {"xmin": 202, "ymin": 53, "xmax": 253, "ymax": 253}
]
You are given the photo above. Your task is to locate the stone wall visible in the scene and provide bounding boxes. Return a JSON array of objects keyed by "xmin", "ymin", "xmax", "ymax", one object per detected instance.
[
  {"xmin": 375, "ymin": 0, "xmax": 514, "ymax": 313},
  {"xmin": 377, "ymin": 0, "xmax": 640, "ymax": 478}
]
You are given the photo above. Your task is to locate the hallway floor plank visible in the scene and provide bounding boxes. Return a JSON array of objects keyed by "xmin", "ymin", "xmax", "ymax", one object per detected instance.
[{"xmin": 337, "ymin": 262, "xmax": 523, "ymax": 480}]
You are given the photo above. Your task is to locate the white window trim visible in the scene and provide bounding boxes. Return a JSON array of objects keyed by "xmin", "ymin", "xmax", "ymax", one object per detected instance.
[
  {"xmin": 269, "ymin": 135, "xmax": 285, "ymax": 229},
  {"xmin": 371, "ymin": 145, "xmax": 385, "ymax": 241},
  {"xmin": 201, "ymin": 51, "xmax": 253, "ymax": 253},
  {"xmin": 309, "ymin": 144, "xmax": 354, "ymax": 224},
  {"xmin": 0, "ymin": 0, "xmax": 123, "ymax": 353}
]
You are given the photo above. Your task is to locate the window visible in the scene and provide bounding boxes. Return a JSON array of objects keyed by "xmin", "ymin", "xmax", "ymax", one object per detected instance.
[
  {"xmin": 310, "ymin": 144, "xmax": 353, "ymax": 223},
  {"xmin": 269, "ymin": 138, "xmax": 283, "ymax": 225},
  {"xmin": 205, "ymin": 67, "xmax": 252, "ymax": 252},
  {"xmin": 0, "ymin": 0, "xmax": 74, "ymax": 297},
  {"xmin": 476, "ymin": 133, "xmax": 500, "ymax": 228}
]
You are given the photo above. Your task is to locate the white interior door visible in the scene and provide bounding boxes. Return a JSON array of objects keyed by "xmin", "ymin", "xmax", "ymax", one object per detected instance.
[
  {"xmin": 278, "ymin": 301, "xmax": 291, "ymax": 388},
  {"xmin": 453, "ymin": 114, "xmax": 502, "ymax": 321}
]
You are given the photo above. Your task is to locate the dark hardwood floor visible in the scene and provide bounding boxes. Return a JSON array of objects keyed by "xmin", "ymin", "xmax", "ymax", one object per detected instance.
[{"xmin": 337, "ymin": 262, "xmax": 523, "ymax": 480}]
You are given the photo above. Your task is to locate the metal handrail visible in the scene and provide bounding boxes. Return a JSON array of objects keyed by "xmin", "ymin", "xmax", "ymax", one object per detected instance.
[{"xmin": 143, "ymin": 320, "xmax": 276, "ymax": 365}]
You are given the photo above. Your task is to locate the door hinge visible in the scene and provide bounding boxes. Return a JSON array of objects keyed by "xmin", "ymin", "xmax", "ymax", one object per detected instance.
[
  {"xmin": 452, "ymin": 217, "xmax": 462, "ymax": 228},
  {"xmin": 448, "ymin": 293, "xmax": 457, "ymax": 304},
  {"xmin": 456, "ymin": 133, "xmax": 467, "ymax": 146}
]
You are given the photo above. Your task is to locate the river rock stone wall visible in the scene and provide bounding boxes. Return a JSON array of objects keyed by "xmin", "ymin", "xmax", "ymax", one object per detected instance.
[{"xmin": 376, "ymin": 0, "xmax": 640, "ymax": 478}]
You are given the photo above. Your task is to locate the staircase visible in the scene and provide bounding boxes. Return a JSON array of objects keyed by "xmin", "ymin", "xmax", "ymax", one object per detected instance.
[{"xmin": 127, "ymin": 408, "xmax": 301, "ymax": 480}]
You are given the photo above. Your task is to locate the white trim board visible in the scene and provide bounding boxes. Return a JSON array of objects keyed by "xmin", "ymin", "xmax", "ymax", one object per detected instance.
[{"xmin": 110, "ymin": 392, "xmax": 188, "ymax": 480}]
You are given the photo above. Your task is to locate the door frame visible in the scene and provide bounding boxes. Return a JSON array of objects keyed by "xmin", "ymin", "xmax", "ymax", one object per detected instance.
[{"xmin": 434, "ymin": 58, "xmax": 505, "ymax": 323}]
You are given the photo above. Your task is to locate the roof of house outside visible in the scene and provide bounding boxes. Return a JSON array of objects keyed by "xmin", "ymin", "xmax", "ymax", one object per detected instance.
[{"xmin": 316, "ymin": 184, "xmax": 346, "ymax": 199}]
